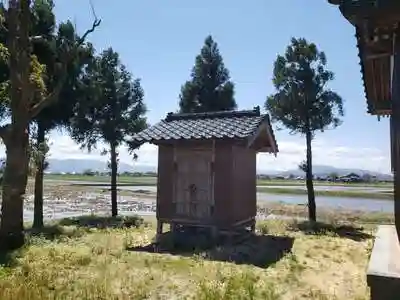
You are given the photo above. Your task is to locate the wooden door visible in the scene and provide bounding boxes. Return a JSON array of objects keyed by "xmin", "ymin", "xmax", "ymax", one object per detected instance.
[{"xmin": 174, "ymin": 149, "xmax": 213, "ymax": 220}]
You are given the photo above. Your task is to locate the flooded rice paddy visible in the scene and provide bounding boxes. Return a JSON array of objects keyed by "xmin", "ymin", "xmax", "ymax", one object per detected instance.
[{"xmin": 8, "ymin": 180, "xmax": 393, "ymax": 222}]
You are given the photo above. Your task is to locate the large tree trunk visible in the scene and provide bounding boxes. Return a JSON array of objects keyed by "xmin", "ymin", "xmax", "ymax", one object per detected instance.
[
  {"xmin": 33, "ymin": 122, "xmax": 46, "ymax": 229},
  {"xmin": 0, "ymin": 0, "xmax": 31, "ymax": 250},
  {"xmin": 110, "ymin": 143, "xmax": 118, "ymax": 217},
  {"xmin": 305, "ymin": 130, "xmax": 316, "ymax": 222},
  {"xmin": 0, "ymin": 128, "xmax": 30, "ymax": 250}
]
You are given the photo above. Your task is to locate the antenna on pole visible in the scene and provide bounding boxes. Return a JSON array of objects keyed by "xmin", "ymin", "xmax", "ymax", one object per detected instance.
[{"xmin": 73, "ymin": 16, "xmax": 77, "ymax": 33}]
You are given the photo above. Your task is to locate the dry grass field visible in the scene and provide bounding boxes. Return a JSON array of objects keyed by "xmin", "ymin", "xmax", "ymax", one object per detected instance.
[{"xmin": 0, "ymin": 216, "xmax": 374, "ymax": 300}]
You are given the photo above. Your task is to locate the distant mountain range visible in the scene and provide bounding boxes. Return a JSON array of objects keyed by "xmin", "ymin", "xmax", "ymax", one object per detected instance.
[
  {"xmin": 45, "ymin": 158, "xmax": 393, "ymax": 180},
  {"xmin": 260, "ymin": 165, "xmax": 393, "ymax": 181},
  {"xmin": 46, "ymin": 159, "xmax": 155, "ymax": 174}
]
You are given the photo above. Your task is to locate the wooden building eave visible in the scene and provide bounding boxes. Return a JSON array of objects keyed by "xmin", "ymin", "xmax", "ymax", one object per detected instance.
[
  {"xmin": 330, "ymin": 0, "xmax": 400, "ymax": 26},
  {"xmin": 354, "ymin": 26, "xmax": 393, "ymax": 116},
  {"xmin": 328, "ymin": 0, "xmax": 400, "ymax": 253},
  {"xmin": 247, "ymin": 121, "xmax": 279, "ymax": 156},
  {"xmin": 328, "ymin": 0, "xmax": 400, "ymax": 116}
]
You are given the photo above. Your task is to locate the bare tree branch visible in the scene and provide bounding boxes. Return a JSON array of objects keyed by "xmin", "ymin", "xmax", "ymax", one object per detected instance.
[
  {"xmin": 29, "ymin": 17, "xmax": 101, "ymax": 119},
  {"xmin": 77, "ymin": 18, "xmax": 101, "ymax": 46},
  {"xmin": 89, "ymin": 0, "xmax": 98, "ymax": 22},
  {"xmin": 29, "ymin": 71, "xmax": 67, "ymax": 119},
  {"xmin": 29, "ymin": 0, "xmax": 101, "ymax": 44}
]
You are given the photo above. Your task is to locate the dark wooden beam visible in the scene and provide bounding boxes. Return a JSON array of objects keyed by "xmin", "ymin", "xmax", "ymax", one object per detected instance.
[
  {"xmin": 391, "ymin": 29, "xmax": 400, "ymax": 244},
  {"xmin": 365, "ymin": 52, "xmax": 391, "ymax": 60},
  {"xmin": 362, "ymin": 38, "xmax": 393, "ymax": 53},
  {"xmin": 342, "ymin": 6, "xmax": 400, "ymax": 26}
]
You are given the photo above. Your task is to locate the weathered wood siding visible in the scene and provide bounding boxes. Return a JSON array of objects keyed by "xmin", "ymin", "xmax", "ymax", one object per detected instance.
[
  {"xmin": 174, "ymin": 146, "xmax": 213, "ymax": 221},
  {"xmin": 157, "ymin": 145, "xmax": 174, "ymax": 219},
  {"xmin": 213, "ymin": 141, "xmax": 233, "ymax": 227},
  {"xmin": 158, "ymin": 141, "xmax": 216, "ymax": 223},
  {"xmin": 231, "ymin": 145, "xmax": 257, "ymax": 224},
  {"xmin": 157, "ymin": 140, "xmax": 255, "ymax": 229}
]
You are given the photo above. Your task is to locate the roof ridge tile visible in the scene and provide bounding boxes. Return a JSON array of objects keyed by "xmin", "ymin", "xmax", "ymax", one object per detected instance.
[{"xmin": 165, "ymin": 106, "xmax": 260, "ymax": 122}]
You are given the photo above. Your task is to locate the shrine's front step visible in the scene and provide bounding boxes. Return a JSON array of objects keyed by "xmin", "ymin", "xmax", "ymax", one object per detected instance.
[{"xmin": 367, "ymin": 225, "xmax": 400, "ymax": 300}]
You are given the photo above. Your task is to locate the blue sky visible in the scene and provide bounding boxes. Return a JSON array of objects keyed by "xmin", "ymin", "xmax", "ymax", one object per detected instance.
[{"xmin": 23, "ymin": 0, "xmax": 390, "ymax": 173}]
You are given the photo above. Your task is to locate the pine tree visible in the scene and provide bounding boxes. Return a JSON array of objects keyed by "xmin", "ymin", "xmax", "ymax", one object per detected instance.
[
  {"xmin": 265, "ymin": 38, "xmax": 344, "ymax": 222},
  {"xmin": 179, "ymin": 35, "xmax": 236, "ymax": 113},
  {"xmin": 71, "ymin": 48, "xmax": 147, "ymax": 217}
]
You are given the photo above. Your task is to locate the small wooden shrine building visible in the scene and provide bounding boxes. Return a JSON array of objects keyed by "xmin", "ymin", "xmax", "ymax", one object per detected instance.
[
  {"xmin": 130, "ymin": 106, "xmax": 278, "ymax": 238},
  {"xmin": 328, "ymin": 1, "xmax": 400, "ymax": 299}
]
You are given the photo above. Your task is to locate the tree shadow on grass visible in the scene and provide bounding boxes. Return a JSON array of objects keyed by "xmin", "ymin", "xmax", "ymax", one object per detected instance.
[
  {"xmin": 0, "ymin": 249, "xmax": 20, "ymax": 267},
  {"xmin": 0, "ymin": 236, "xmax": 27, "ymax": 267},
  {"xmin": 58, "ymin": 215, "xmax": 144, "ymax": 229},
  {"xmin": 127, "ymin": 230, "xmax": 294, "ymax": 268},
  {"xmin": 25, "ymin": 215, "xmax": 145, "ymax": 241},
  {"xmin": 288, "ymin": 220, "xmax": 374, "ymax": 242},
  {"xmin": 25, "ymin": 224, "xmax": 89, "ymax": 241}
]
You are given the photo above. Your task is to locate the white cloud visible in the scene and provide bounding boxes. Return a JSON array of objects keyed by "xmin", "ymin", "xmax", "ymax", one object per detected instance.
[
  {"xmin": 257, "ymin": 140, "xmax": 390, "ymax": 174},
  {"xmin": 0, "ymin": 131, "xmax": 391, "ymax": 174},
  {"xmin": 48, "ymin": 135, "xmax": 104, "ymax": 161},
  {"xmin": 46, "ymin": 134, "xmax": 158, "ymax": 168}
]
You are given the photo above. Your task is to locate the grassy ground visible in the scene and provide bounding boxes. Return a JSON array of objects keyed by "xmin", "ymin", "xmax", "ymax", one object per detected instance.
[
  {"xmin": 258, "ymin": 201, "xmax": 394, "ymax": 224},
  {"xmin": 257, "ymin": 187, "xmax": 393, "ymax": 200},
  {"xmin": 257, "ymin": 180, "xmax": 392, "ymax": 188},
  {"xmin": 0, "ymin": 215, "xmax": 374, "ymax": 300},
  {"xmin": 44, "ymin": 174, "xmax": 157, "ymax": 185},
  {"xmin": 44, "ymin": 174, "xmax": 393, "ymax": 188}
]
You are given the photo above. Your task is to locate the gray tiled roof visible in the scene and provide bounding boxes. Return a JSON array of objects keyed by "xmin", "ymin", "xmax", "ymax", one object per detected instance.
[{"xmin": 131, "ymin": 107, "xmax": 277, "ymax": 147}]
